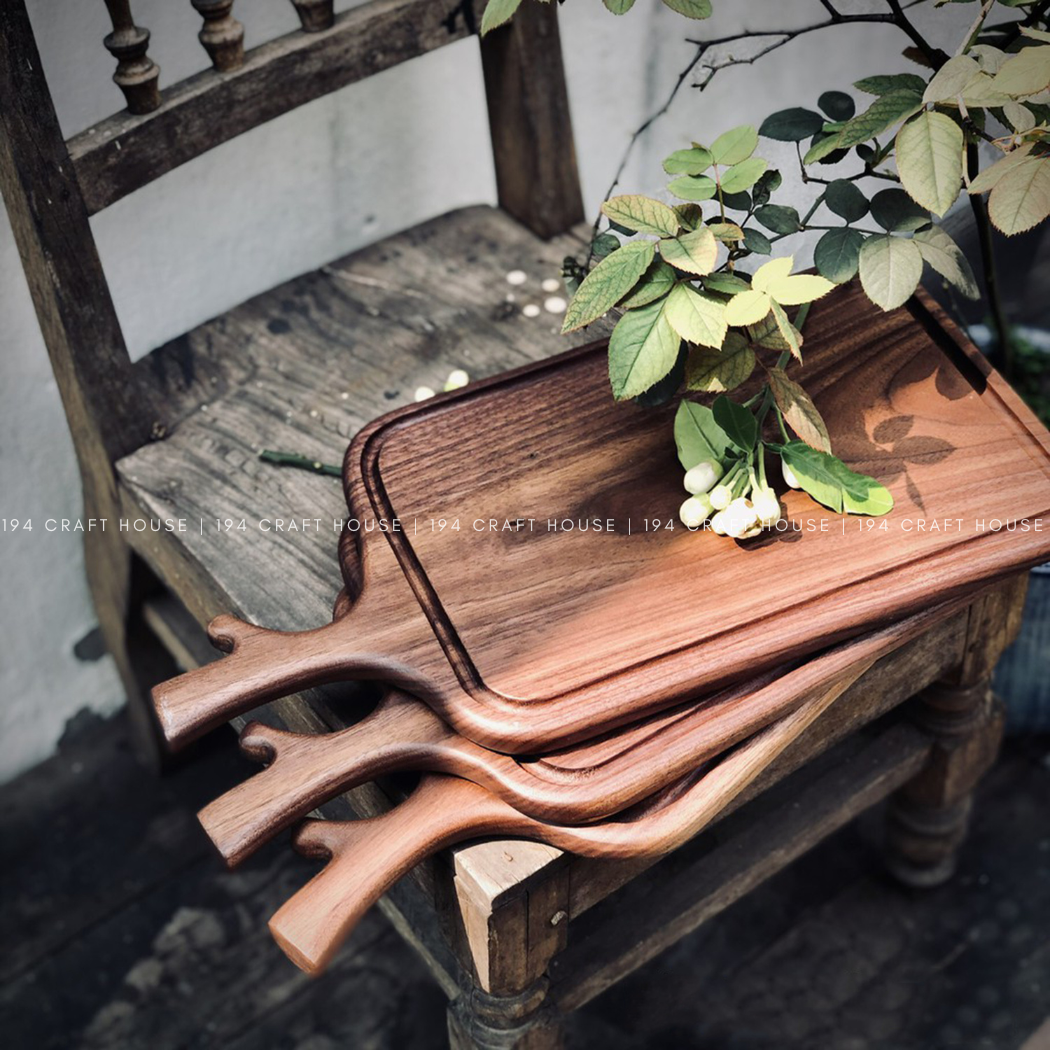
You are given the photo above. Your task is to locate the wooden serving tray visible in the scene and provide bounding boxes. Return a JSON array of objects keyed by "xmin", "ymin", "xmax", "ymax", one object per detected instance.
[{"xmin": 153, "ymin": 285, "xmax": 1050, "ymax": 754}]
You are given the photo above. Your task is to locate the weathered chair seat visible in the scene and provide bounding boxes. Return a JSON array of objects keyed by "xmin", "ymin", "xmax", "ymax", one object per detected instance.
[{"xmin": 117, "ymin": 206, "xmax": 590, "ymax": 632}]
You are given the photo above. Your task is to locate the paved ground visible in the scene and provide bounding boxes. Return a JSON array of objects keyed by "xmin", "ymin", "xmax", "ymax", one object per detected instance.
[{"xmin": 1, "ymin": 708, "xmax": 1048, "ymax": 1050}]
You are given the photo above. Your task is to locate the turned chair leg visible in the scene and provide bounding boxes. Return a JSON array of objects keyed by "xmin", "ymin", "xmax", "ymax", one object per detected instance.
[
  {"xmin": 447, "ymin": 980, "xmax": 564, "ymax": 1050},
  {"xmin": 885, "ymin": 678, "xmax": 1005, "ymax": 888}
]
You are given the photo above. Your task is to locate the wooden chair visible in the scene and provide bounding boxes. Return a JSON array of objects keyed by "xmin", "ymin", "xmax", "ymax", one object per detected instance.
[{"xmin": 0, "ymin": 2, "xmax": 1028, "ymax": 1046}]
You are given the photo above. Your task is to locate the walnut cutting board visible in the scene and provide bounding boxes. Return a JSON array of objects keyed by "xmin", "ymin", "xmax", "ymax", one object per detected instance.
[{"xmin": 154, "ymin": 284, "xmax": 1050, "ymax": 753}]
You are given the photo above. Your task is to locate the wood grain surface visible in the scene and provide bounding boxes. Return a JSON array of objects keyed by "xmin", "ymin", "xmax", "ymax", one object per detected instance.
[
  {"xmin": 198, "ymin": 592, "xmax": 979, "ymax": 866},
  {"xmin": 267, "ymin": 671, "xmax": 867, "ymax": 975},
  {"xmin": 153, "ymin": 283, "xmax": 1050, "ymax": 754}
]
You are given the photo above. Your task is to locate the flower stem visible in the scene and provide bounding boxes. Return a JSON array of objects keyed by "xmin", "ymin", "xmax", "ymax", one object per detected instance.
[{"xmin": 258, "ymin": 450, "xmax": 342, "ymax": 477}]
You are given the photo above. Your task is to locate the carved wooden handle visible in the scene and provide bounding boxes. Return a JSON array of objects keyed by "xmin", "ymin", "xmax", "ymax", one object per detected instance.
[
  {"xmin": 199, "ymin": 691, "xmax": 457, "ymax": 867},
  {"xmin": 269, "ymin": 667, "xmax": 869, "ymax": 975}
]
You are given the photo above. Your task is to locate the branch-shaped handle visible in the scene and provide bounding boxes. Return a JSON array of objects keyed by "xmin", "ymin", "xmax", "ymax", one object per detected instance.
[
  {"xmin": 269, "ymin": 777, "xmax": 521, "ymax": 974},
  {"xmin": 269, "ymin": 665, "xmax": 871, "ymax": 975},
  {"xmin": 199, "ymin": 692, "xmax": 456, "ymax": 867}
]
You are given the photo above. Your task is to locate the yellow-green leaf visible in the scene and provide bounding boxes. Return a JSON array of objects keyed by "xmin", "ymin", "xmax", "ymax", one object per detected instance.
[
  {"xmin": 804, "ymin": 90, "xmax": 922, "ymax": 164},
  {"xmin": 922, "ymin": 55, "xmax": 980, "ymax": 103},
  {"xmin": 770, "ymin": 301, "xmax": 803, "ymax": 361},
  {"xmin": 685, "ymin": 332, "xmax": 755, "ymax": 392},
  {"xmin": 710, "ymin": 125, "xmax": 758, "ymax": 166},
  {"xmin": 987, "ymin": 156, "xmax": 1050, "ymax": 235},
  {"xmin": 895, "ymin": 111, "xmax": 963, "ymax": 217},
  {"xmin": 858, "ymin": 234, "xmax": 923, "ymax": 311},
  {"xmin": 619, "ymin": 257, "xmax": 677, "ymax": 309},
  {"xmin": 768, "ymin": 368, "xmax": 831, "ymax": 451},
  {"xmin": 752, "ymin": 256, "xmax": 794, "ymax": 293},
  {"xmin": 708, "ymin": 222, "xmax": 745, "ymax": 243},
  {"xmin": 967, "ymin": 144, "xmax": 1034, "ymax": 195},
  {"xmin": 766, "ymin": 273, "xmax": 835, "ymax": 306},
  {"xmin": 608, "ymin": 298, "xmax": 681, "ymax": 400},
  {"xmin": 603, "ymin": 0, "xmax": 636, "ymax": 13},
  {"xmin": 562, "ymin": 241, "xmax": 655, "ymax": 332},
  {"xmin": 992, "ymin": 45, "xmax": 1050, "ymax": 97},
  {"xmin": 913, "ymin": 226, "xmax": 979, "ymax": 299},
  {"xmin": 668, "ymin": 175, "xmax": 718, "ymax": 201},
  {"xmin": 601, "ymin": 195, "xmax": 680, "ymax": 237},
  {"xmin": 480, "ymin": 0, "xmax": 524, "ymax": 36},
  {"xmin": 725, "ymin": 288, "xmax": 772, "ymax": 326},
  {"xmin": 661, "ymin": 0, "xmax": 713, "ymax": 18},
  {"xmin": 663, "ymin": 147, "xmax": 713, "ymax": 175},
  {"xmin": 719, "ymin": 158, "xmax": 768, "ymax": 194},
  {"xmin": 664, "ymin": 283, "xmax": 728, "ymax": 348},
  {"xmin": 660, "ymin": 226, "xmax": 719, "ymax": 275}
]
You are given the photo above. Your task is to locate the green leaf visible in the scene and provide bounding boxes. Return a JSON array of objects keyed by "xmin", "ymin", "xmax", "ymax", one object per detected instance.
[
  {"xmin": 767, "ymin": 273, "xmax": 835, "ymax": 306},
  {"xmin": 818, "ymin": 90, "xmax": 856, "ymax": 121},
  {"xmin": 668, "ymin": 175, "xmax": 718, "ymax": 202},
  {"xmin": 713, "ymin": 395, "xmax": 758, "ymax": 452},
  {"xmin": 660, "ymin": 226, "xmax": 719, "ymax": 275},
  {"xmin": 748, "ymin": 312, "xmax": 802, "ymax": 352},
  {"xmin": 742, "ymin": 227, "xmax": 772, "ymax": 255},
  {"xmin": 674, "ymin": 400, "xmax": 731, "ymax": 470},
  {"xmin": 853, "ymin": 73, "xmax": 927, "ymax": 97},
  {"xmin": 987, "ymin": 156, "xmax": 1050, "ymax": 235},
  {"xmin": 814, "ymin": 227, "xmax": 864, "ymax": 283},
  {"xmin": 562, "ymin": 241, "xmax": 655, "ymax": 332},
  {"xmin": 603, "ymin": 0, "xmax": 636, "ymax": 13},
  {"xmin": 895, "ymin": 111, "xmax": 963, "ymax": 217},
  {"xmin": 663, "ymin": 147, "xmax": 713, "ymax": 175},
  {"xmin": 633, "ymin": 345, "xmax": 687, "ymax": 408},
  {"xmin": 752, "ymin": 168, "xmax": 782, "ymax": 207},
  {"xmin": 619, "ymin": 257, "xmax": 677, "ymax": 309},
  {"xmin": 768, "ymin": 368, "xmax": 831, "ymax": 451},
  {"xmin": 719, "ymin": 158, "xmax": 768, "ymax": 194},
  {"xmin": 759, "ymin": 108, "xmax": 825, "ymax": 142},
  {"xmin": 770, "ymin": 300, "xmax": 803, "ymax": 361},
  {"xmin": 480, "ymin": 0, "xmax": 523, "ymax": 36},
  {"xmin": 703, "ymin": 272, "xmax": 751, "ymax": 295},
  {"xmin": 591, "ymin": 232, "xmax": 621, "ymax": 258},
  {"xmin": 608, "ymin": 298, "xmax": 681, "ymax": 400},
  {"xmin": 601, "ymin": 195, "xmax": 680, "ymax": 237},
  {"xmin": 721, "ymin": 190, "xmax": 753, "ymax": 212},
  {"xmin": 710, "ymin": 125, "xmax": 758, "ymax": 166},
  {"xmin": 664, "ymin": 282, "xmax": 728, "ymax": 348},
  {"xmin": 992, "ymin": 45, "xmax": 1050, "ymax": 97},
  {"xmin": 754, "ymin": 203, "xmax": 802, "ymax": 234},
  {"xmin": 824, "ymin": 179, "xmax": 868, "ymax": 222},
  {"xmin": 858, "ymin": 234, "xmax": 923, "ymax": 311},
  {"xmin": 685, "ymin": 332, "xmax": 755, "ymax": 392},
  {"xmin": 913, "ymin": 225, "xmax": 979, "ymax": 299},
  {"xmin": 803, "ymin": 90, "xmax": 922, "ymax": 164},
  {"xmin": 660, "ymin": 0, "xmax": 713, "ymax": 18},
  {"xmin": 870, "ymin": 188, "xmax": 930, "ymax": 232},
  {"xmin": 778, "ymin": 441, "xmax": 894, "ymax": 516}
]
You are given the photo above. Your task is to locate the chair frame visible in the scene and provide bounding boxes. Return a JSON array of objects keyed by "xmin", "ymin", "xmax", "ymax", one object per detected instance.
[{"xmin": 0, "ymin": 0, "xmax": 584, "ymax": 763}]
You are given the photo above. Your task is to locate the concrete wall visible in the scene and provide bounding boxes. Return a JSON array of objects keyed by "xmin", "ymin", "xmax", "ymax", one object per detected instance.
[{"xmin": 0, "ymin": 0, "xmax": 971, "ymax": 782}]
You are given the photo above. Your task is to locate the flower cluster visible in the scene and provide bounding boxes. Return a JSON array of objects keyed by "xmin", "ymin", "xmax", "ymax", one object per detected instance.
[{"xmin": 679, "ymin": 452, "xmax": 784, "ymax": 538}]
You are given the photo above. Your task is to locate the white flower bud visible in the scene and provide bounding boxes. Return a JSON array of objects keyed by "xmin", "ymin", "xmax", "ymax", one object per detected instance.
[
  {"xmin": 414, "ymin": 386, "xmax": 435, "ymax": 402},
  {"xmin": 679, "ymin": 493, "xmax": 714, "ymax": 529},
  {"xmin": 709, "ymin": 509, "xmax": 728, "ymax": 535},
  {"xmin": 684, "ymin": 460, "xmax": 724, "ymax": 495},
  {"xmin": 444, "ymin": 369, "xmax": 470, "ymax": 391},
  {"xmin": 781, "ymin": 459, "xmax": 802, "ymax": 489},
  {"xmin": 752, "ymin": 488, "xmax": 781, "ymax": 528},
  {"xmin": 739, "ymin": 522, "xmax": 764, "ymax": 539},
  {"xmin": 710, "ymin": 483, "xmax": 733, "ymax": 510},
  {"xmin": 727, "ymin": 497, "xmax": 759, "ymax": 531}
]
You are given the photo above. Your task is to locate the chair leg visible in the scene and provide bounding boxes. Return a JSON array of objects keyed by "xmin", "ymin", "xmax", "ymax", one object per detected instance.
[
  {"xmin": 83, "ymin": 522, "xmax": 170, "ymax": 770},
  {"xmin": 884, "ymin": 678, "xmax": 1004, "ymax": 888},
  {"xmin": 447, "ymin": 980, "xmax": 564, "ymax": 1050}
]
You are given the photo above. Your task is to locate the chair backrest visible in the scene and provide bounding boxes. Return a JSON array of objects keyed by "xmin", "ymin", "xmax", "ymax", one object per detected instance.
[{"xmin": 0, "ymin": 0, "xmax": 584, "ymax": 491}]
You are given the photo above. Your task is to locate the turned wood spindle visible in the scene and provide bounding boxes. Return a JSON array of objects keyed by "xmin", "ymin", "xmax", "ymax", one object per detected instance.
[
  {"xmin": 290, "ymin": 0, "xmax": 335, "ymax": 33},
  {"xmin": 191, "ymin": 0, "xmax": 244, "ymax": 72},
  {"xmin": 102, "ymin": 0, "xmax": 160, "ymax": 115}
]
